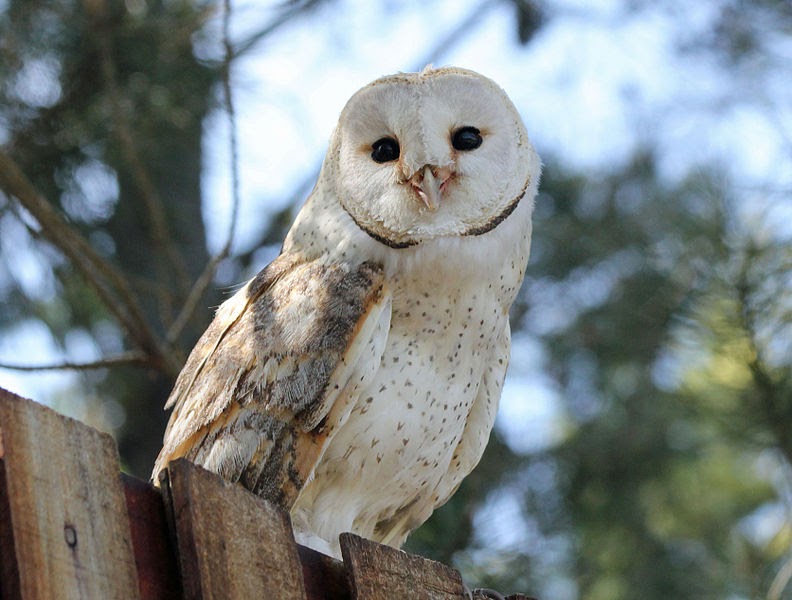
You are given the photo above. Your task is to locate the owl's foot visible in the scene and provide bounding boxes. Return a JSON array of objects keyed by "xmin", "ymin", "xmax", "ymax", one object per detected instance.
[{"xmin": 463, "ymin": 584, "xmax": 508, "ymax": 600}]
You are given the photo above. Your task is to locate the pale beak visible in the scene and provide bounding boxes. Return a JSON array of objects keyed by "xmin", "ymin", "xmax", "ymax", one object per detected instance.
[{"xmin": 408, "ymin": 165, "xmax": 453, "ymax": 211}]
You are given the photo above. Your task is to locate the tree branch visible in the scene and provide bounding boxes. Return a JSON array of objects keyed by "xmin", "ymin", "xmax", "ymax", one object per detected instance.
[
  {"xmin": 166, "ymin": 253, "xmax": 225, "ymax": 344},
  {"xmin": 0, "ymin": 351, "xmax": 149, "ymax": 372},
  {"xmin": 409, "ymin": 0, "xmax": 495, "ymax": 71},
  {"xmin": 0, "ymin": 149, "xmax": 180, "ymax": 376},
  {"xmin": 232, "ymin": 0, "xmax": 326, "ymax": 59},
  {"xmin": 221, "ymin": 0, "xmax": 241, "ymax": 255},
  {"xmin": 167, "ymin": 0, "xmax": 241, "ymax": 345}
]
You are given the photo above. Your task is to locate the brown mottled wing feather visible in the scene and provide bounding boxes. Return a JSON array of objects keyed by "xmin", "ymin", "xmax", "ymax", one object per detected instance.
[{"xmin": 152, "ymin": 253, "xmax": 390, "ymax": 509}]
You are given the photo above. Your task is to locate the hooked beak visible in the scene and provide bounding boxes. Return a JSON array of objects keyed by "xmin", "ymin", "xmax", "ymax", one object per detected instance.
[{"xmin": 408, "ymin": 165, "xmax": 453, "ymax": 211}]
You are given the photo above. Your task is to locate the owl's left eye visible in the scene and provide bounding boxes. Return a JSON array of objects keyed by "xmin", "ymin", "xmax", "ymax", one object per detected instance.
[
  {"xmin": 452, "ymin": 127, "xmax": 483, "ymax": 151},
  {"xmin": 371, "ymin": 137, "xmax": 400, "ymax": 163}
]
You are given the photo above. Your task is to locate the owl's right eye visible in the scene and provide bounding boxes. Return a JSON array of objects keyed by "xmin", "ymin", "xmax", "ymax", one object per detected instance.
[{"xmin": 371, "ymin": 137, "xmax": 400, "ymax": 163}]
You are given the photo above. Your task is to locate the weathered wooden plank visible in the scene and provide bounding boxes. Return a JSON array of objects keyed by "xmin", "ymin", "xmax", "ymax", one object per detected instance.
[
  {"xmin": 161, "ymin": 458, "xmax": 307, "ymax": 600},
  {"xmin": 0, "ymin": 388, "xmax": 140, "ymax": 599},
  {"xmin": 340, "ymin": 532, "xmax": 466, "ymax": 600},
  {"xmin": 122, "ymin": 474, "xmax": 182, "ymax": 600},
  {"xmin": 0, "ymin": 455, "xmax": 22, "ymax": 599},
  {"xmin": 297, "ymin": 543, "xmax": 351, "ymax": 600}
]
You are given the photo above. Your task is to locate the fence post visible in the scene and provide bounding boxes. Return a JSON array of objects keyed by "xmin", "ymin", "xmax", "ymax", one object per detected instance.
[
  {"xmin": 122, "ymin": 474, "xmax": 182, "ymax": 600},
  {"xmin": 0, "ymin": 389, "xmax": 535, "ymax": 600},
  {"xmin": 0, "ymin": 389, "xmax": 140, "ymax": 599},
  {"xmin": 160, "ymin": 458, "xmax": 308, "ymax": 600},
  {"xmin": 340, "ymin": 532, "xmax": 466, "ymax": 600},
  {"xmin": 297, "ymin": 544, "xmax": 350, "ymax": 600}
]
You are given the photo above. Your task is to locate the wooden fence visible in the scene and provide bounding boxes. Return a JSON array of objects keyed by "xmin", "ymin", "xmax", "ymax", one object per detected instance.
[{"xmin": 0, "ymin": 388, "xmax": 533, "ymax": 599}]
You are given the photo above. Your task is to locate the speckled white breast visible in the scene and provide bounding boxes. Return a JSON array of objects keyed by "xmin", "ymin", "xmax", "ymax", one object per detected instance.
[{"xmin": 290, "ymin": 210, "xmax": 529, "ymax": 557}]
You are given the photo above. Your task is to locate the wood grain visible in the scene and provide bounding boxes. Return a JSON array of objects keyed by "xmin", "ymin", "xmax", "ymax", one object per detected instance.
[
  {"xmin": 0, "ymin": 388, "xmax": 139, "ymax": 599},
  {"xmin": 297, "ymin": 543, "xmax": 351, "ymax": 600},
  {"xmin": 0, "ymin": 388, "xmax": 536, "ymax": 600},
  {"xmin": 122, "ymin": 474, "xmax": 182, "ymax": 600},
  {"xmin": 161, "ymin": 458, "xmax": 307, "ymax": 600},
  {"xmin": 340, "ymin": 532, "xmax": 466, "ymax": 600}
]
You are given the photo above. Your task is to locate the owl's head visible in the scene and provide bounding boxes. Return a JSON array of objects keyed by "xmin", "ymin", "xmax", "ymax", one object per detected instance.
[{"xmin": 324, "ymin": 67, "xmax": 540, "ymax": 248}]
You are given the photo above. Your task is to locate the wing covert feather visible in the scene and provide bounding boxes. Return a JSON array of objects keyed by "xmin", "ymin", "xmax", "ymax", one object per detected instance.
[{"xmin": 153, "ymin": 254, "xmax": 390, "ymax": 509}]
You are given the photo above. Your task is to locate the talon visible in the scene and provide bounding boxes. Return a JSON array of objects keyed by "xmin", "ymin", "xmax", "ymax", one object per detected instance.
[{"xmin": 471, "ymin": 588, "xmax": 508, "ymax": 600}]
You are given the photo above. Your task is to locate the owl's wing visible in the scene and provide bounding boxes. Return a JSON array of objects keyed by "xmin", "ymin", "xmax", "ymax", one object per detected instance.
[{"xmin": 153, "ymin": 253, "xmax": 391, "ymax": 509}]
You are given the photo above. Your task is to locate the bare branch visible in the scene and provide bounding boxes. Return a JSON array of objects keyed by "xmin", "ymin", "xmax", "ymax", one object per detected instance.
[
  {"xmin": 167, "ymin": 0, "xmax": 241, "ymax": 345},
  {"xmin": 232, "ymin": 1, "xmax": 324, "ymax": 59},
  {"xmin": 221, "ymin": 0, "xmax": 242, "ymax": 255},
  {"xmin": 167, "ymin": 253, "xmax": 225, "ymax": 344},
  {"xmin": 0, "ymin": 149, "xmax": 180, "ymax": 376},
  {"xmin": 409, "ymin": 0, "xmax": 495, "ymax": 71},
  {"xmin": 0, "ymin": 351, "xmax": 149, "ymax": 372}
]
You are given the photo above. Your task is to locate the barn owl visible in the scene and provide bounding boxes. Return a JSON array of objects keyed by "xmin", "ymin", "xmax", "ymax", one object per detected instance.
[{"xmin": 153, "ymin": 66, "xmax": 540, "ymax": 559}]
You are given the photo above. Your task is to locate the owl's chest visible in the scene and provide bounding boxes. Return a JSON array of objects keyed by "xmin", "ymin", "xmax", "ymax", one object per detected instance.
[
  {"xmin": 321, "ymin": 270, "xmax": 507, "ymax": 472},
  {"xmin": 379, "ymin": 276, "xmax": 503, "ymax": 407}
]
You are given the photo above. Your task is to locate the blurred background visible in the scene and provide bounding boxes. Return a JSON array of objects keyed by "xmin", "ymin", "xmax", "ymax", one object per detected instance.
[{"xmin": 0, "ymin": 1, "xmax": 790, "ymax": 598}]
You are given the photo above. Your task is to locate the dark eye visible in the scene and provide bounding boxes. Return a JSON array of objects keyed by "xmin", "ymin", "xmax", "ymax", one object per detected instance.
[
  {"xmin": 371, "ymin": 137, "xmax": 400, "ymax": 163},
  {"xmin": 452, "ymin": 126, "xmax": 482, "ymax": 151}
]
